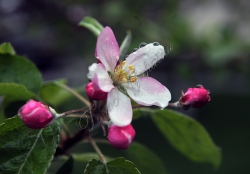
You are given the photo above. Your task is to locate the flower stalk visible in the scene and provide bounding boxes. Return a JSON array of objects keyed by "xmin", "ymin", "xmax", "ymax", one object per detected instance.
[
  {"xmin": 55, "ymin": 82, "xmax": 91, "ymax": 107},
  {"xmin": 87, "ymin": 136, "xmax": 107, "ymax": 163}
]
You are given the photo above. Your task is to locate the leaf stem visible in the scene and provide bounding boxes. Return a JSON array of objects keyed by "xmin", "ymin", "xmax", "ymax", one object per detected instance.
[
  {"xmin": 55, "ymin": 82, "xmax": 91, "ymax": 107},
  {"xmin": 87, "ymin": 136, "xmax": 107, "ymax": 163}
]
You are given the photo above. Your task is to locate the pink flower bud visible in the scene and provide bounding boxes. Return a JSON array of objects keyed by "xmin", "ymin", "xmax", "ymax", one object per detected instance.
[
  {"xmin": 85, "ymin": 82, "xmax": 108, "ymax": 100},
  {"xmin": 18, "ymin": 100, "xmax": 54, "ymax": 129},
  {"xmin": 179, "ymin": 85, "xmax": 211, "ymax": 110},
  {"xmin": 107, "ymin": 124, "xmax": 136, "ymax": 149}
]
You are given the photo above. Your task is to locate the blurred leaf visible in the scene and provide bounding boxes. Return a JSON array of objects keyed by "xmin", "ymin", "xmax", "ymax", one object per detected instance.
[
  {"xmin": 119, "ymin": 30, "xmax": 132, "ymax": 61},
  {"xmin": 79, "ymin": 16, "xmax": 104, "ymax": 37},
  {"xmin": 0, "ymin": 83, "xmax": 36, "ymax": 119},
  {"xmin": 0, "ymin": 54, "xmax": 42, "ymax": 94},
  {"xmin": 204, "ymin": 41, "xmax": 241, "ymax": 67},
  {"xmin": 0, "ymin": 43, "xmax": 15, "ymax": 55},
  {"xmin": 151, "ymin": 109, "xmax": 221, "ymax": 168},
  {"xmin": 56, "ymin": 156, "xmax": 74, "ymax": 174},
  {"xmin": 39, "ymin": 79, "xmax": 73, "ymax": 107},
  {"xmin": 73, "ymin": 153, "xmax": 112, "ymax": 163},
  {"xmin": 84, "ymin": 157, "xmax": 140, "ymax": 174},
  {"xmin": 0, "ymin": 116, "xmax": 60, "ymax": 174},
  {"xmin": 133, "ymin": 108, "xmax": 153, "ymax": 120},
  {"xmin": 0, "ymin": 83, "xmax": 35, "ymax": 99},
  {"xmin": 125, "ymin": 142, "xmax": 168, "ymax": 174}
]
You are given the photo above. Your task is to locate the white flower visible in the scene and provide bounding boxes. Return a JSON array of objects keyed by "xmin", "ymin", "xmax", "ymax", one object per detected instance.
[{"xmin": 88, "ymin": 27, "xmax": 171, "ymax": 126}]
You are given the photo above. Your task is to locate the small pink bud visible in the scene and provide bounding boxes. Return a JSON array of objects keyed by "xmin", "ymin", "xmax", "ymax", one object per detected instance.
[
  {"xmin": 85, "ymin": 82, "xmax": 108, "ymax": 100},
  {"xmin": 179, "ymin": 85, "xmax": 211, "ymax": 110},
  {"xmin": 107, "ymin": 124, "xmax": 136, "ymax": 150},
  {"xmin": 18, "ymin": 100, "xmax": 54, "ymax": 129}
]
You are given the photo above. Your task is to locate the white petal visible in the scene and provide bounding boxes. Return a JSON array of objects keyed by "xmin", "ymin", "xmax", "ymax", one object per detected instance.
[
  {"xmin": 125, "ymin": 43, "xmax": 165, "ymax": 75},
  {"xmin": 95, "ymin": 27, "xmax": 120, "ymax": 72},
  {"xmin": 87, "ymin": 63, "xmax": 98, "ymax": 79},
  {"xmin": 107, "ymin": 88, "xmax": 132, "ymax": 126},
  {"xmin": 124, "ymin": 76, "xmax": 171, "ymax": 108},
  {"xmin": 88, "ymin": 63, "xmax": 114, "ymax": 92}
]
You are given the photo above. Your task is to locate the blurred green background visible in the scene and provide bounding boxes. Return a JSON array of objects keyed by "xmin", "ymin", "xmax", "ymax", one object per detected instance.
[{"xmin": 0, "ymin": 0, "xmax": 249, "ymax": 173}]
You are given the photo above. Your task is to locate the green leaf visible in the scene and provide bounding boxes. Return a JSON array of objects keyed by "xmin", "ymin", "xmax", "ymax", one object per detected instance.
[
  {"xmin": 84, "ymin": 157, "xmax": 140, "ymax": 174},
  {"xmin": 133, "ymin": 108, "xmax": 153, "ymax": 120},
  {"xmin": 125, "ymin": 142, "xmax": 168, "ymax": 174},
  {"xmin": 79, "ymin": 16, "xmax": 104, "ymax": 37},
  {"xmin": 0, "ymin": 116, "xmax": 60, "ymax": 174},
  {"xmin": 119, "ymin": 30, "xmax": 132, "ymax": 61},
  {"xmin": 0, "ymin": 54, "xmax": 42, "ymax": 94},
  {"xmin": 0, "ymin": 83, "xmax": 36, "ymax": 119},
  {"xmin": 38, "ymin": 79, "xmax": 73, "ymax": 107},
  {"xmin": 0, "ymin": 83, "xmax": 35, "ymax": 100},
  {"xmin": 56, "ymin": 156, "xmax": 74, "ymax": 174},
  {"xmin": 0, "ymin": 43, "xmax": 16, "ymax": 55},
  {"xmin": 151, "ymin": 109, "xmax": 221, "ymax": 168}
]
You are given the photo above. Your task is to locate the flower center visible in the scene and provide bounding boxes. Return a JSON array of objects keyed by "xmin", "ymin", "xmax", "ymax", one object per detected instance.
[{"xmin": 112, "ymin": 61, "xmax": 137, "ymax": 86}]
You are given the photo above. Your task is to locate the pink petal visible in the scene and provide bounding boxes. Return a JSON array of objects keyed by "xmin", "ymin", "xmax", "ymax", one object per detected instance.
[
  {"xmin": 96, "ymin": 27, "xmax": 120, "ymax": 72},
  {"xmin": 125, "ymin": 43, "xmax": 165, "ymax": 75},
  {"xmin": 107, "ymin": 88, "xmax": 132, "ymax": 126},
  {"xmin": 124, "ymin": 76, "xmax": 171, "ymax": 108},
  {"xmin": 88, "ymin": 63, "xmax": 114, "ymax": 92}
]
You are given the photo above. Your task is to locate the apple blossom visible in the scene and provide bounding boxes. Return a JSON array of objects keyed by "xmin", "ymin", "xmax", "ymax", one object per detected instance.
[
  {"xmin": 87, "ymin": 27, "xmax": 171, "ymax": 126},
  {"xmin": 108, "ymin": 124, "xmax": 136, "ymax": 149}
]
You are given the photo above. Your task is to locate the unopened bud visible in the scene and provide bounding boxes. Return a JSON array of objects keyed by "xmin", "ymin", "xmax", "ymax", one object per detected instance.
[
  {"xmin": 86, "ymin": 82, "xmax": 108, "ymax": 100},
  {"xmin": 18, "ymin": 100, "xmax": 55, "ymax": 129},
  {"xmin": 179, "ymin": 85, "xmax": 211, "ymax": 110},
  {"xmin": 107, "ymin": 124, "xmax": 136, "ymax": 149}
]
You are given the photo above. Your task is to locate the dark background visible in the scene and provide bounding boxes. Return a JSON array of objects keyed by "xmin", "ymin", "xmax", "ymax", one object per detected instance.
[{"xmin": 0, "ymin": 0, "xmax": 249, "ymax": 173}]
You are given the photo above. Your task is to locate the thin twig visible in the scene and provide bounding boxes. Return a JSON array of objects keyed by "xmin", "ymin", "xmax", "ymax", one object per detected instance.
[
  {"xmin": 87, "ymin": 136, "xmax": 107, "ymax": 163},
  {"xmin": 55, "ymin": 82, "xmax": 91, "ymax": 107}
]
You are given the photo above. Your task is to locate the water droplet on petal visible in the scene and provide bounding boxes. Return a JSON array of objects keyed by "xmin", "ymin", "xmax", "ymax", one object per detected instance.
[
  {"xmin": 132, "ymin": 48, "xmax": 138, "ymax": 52},
  {"xmin": 153, "ymin": 42, "xmax": 160, "ymax": 46},
  {"xmin": 139, "ymin": 42, "xmax": 147, "ymax": 48}
]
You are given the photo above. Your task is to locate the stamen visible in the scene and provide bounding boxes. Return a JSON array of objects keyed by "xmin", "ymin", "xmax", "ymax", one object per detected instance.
[
  {"xmin": 113, "ymin": 61, "xmax": 137, "ymax": 85},
  {"xmin": 120, "ymin": 61, "xmax": 126, "ymax": 67},
  {"xmin": 130, "ymin": 76, "xmax": 137, "ymax": 82},
  {"xmin": 122, "ymin": 77, "xmax": 128, "ymax": 82},
  {"xmin": 128, "ymin": 65, "xmax": 135, "ymax": 74}
]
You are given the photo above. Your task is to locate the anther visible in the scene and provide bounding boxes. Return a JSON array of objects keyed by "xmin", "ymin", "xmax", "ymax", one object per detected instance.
[
  {"xmin": 130, "ymin": 76, "xmax": 137, "ymax": 82},
  {"xmin": 128, "ymin": 65, "xmax": 135, "ymax": 74},
  {"xmin": 120, "ymin": 61, "xmax": 126, "ymax": 67},
  {"xmin": 122, "ymin": 77, "xmax": 128, "ymax": 82}
]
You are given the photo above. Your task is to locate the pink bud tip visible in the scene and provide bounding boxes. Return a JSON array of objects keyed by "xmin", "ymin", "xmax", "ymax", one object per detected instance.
[
  {"xmin": 85, "ymin": 82, "xmax": 108, "ymax": 100},
  {"xmin": 179, "ymin": 85, "xmax": 211, "ymax": 110},
  {"xmin": 18, "ymin": 100, "xmax": 54, "ymax": 129},
  {"xmin": 107, "ymin": 124, "xmax": 136, "ymax": 150}
]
